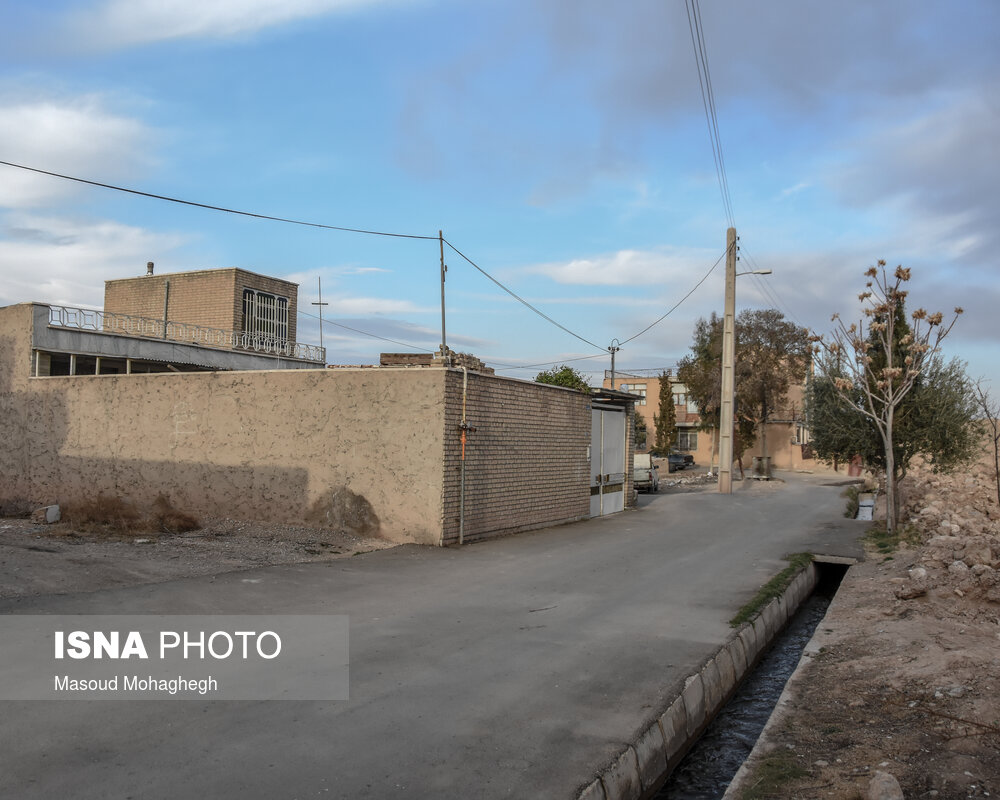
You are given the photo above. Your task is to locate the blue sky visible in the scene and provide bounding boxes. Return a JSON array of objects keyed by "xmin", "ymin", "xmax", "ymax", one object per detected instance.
[{"xmin": 1, "ymin": 0, "xmax": 998, "ymax": 388}]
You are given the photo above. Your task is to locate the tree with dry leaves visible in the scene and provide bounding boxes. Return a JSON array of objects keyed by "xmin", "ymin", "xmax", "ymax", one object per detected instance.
[
  {"xmin": 815, "ymin": 261, "xmax": 963, "ymax": 533},
  {"xmin": 678, "ymin": 309, "xmax": 809, "ymax": 475}
]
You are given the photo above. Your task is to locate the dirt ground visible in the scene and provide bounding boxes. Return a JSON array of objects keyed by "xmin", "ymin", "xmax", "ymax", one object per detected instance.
[
  {"xmin": 732, "ymin": 451, "xmax": 1000, "ymax": 800},
  {"xmin": 0, "ymin": 515, "xmax": 394, "ymax": 600}
]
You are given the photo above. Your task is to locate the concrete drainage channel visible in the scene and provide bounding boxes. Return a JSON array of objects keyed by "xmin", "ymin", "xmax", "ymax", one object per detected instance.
[{"xmin": 576, "ymin": 559, "xmax": 853, "ymax": 800}]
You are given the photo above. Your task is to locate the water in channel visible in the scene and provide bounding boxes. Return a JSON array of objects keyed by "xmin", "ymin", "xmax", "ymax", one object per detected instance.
[{"xmin": 656, "ymin": 570, "xmax": 843, "ymax": 799}]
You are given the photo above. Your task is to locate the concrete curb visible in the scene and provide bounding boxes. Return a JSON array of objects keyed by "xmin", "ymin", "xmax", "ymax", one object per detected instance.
[{"xmin": 575, "ymin": 561, "xmax": 819, "ymax": 800}]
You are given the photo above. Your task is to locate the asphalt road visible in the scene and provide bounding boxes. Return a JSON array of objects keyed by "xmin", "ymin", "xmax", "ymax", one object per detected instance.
[{"xmin": 0, "ymin": 473, "xmax": 865, "ymax": 800}]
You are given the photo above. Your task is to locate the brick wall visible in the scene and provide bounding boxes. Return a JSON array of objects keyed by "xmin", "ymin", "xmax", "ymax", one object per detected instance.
[
  {"xmin": 104, "ymin": 268, "xmax": 298, "ymax": 342},
  {"xmin": 381, "ymin": 353, "xmax": 434, "ymax": 366},
  {"xmin": 441, "ymin": 371, "xmax": 591, "ymax": 545},
  {"xmin": 625, "ymin": 401, "xmax": 636, "ymax": 507}
]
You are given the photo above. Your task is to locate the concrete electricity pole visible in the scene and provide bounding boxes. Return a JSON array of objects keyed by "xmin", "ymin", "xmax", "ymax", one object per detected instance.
[
  {"xmin": 608, "ymin": 339, "xmax": 621, "ymax": 390},
  {"xmin": 439, "ymin": 231, "xmax": 448, "ymax": 362},
  {"xmin": 718, "ymin": 228, "xmax": 737, "ymax": 493}
]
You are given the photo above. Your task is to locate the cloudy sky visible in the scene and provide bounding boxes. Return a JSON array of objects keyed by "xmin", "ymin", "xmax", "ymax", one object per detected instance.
[{"xmin": 1, "ymin": 0, "xmax": 997, "ymax": 387}]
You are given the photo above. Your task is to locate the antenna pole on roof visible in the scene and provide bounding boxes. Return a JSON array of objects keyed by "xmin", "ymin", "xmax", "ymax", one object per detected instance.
[{"xmin": 312, "ymin": 277, "xmax": 329, "ymax": 352}]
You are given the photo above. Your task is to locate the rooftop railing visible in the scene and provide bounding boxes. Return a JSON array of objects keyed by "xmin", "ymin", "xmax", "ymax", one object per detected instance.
[{"xmin": 46, "ymin": 305, "xmax": 326, "ymax": 363}]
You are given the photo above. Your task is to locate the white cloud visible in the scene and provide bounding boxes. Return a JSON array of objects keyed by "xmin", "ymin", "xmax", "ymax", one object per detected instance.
[
  {"xmin": 67, "ymin": 0, "xmax": 418, "ymax": 48},
  {"xmin": 0, "ymin": 96, "xmax": 154, "ymax": 208},
  {"xmin": 779, "ymin": 182, "xmax": 810, "ymax": 199},
  {"xmin": 0, "ymin": 213, "xmax": 189, "ymax": 309},
  {"xmin": 285, "ymin": 269, "xmax": 429, "ymax": 316},
  {"xmin": 519, "ymin": 248, "xmax": 723, "ymax": 287},
  {"xmin": 325, "ymin": 296, "xmax": 427, "ymax": 315}
]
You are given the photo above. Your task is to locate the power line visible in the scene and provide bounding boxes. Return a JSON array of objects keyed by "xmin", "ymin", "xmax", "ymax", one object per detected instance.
[
  {"xmin": 618, "ymin": 246, "xmax": 728, "ymax": 345},
  {"xmin": 739, "ymin": 246, "xmax": 807, "ymax": 329},
  {"xmin": 442, "ymin": 237, "xmax": 607, "ymax": 353},
  {"xmin": 2, "ymin": 158, "xmax": 722, "ymax": 362},
  {"xmin": 684, "ymin": 0, "xmax": 735, "ymax": 227},
  {"xmin": 489, "ymin": 353, "xmax": 608, "ymax": 372},
  {"xmin": 296, "ymin": 307, "xmax": 434, "ymax": 352},
  {"xmin": 602, "ymin": 366, "xmax": 678, "ymax": 375},
  {"xmin": 0, "ymin": 160, "xmax": 438, "ymax": 241}
]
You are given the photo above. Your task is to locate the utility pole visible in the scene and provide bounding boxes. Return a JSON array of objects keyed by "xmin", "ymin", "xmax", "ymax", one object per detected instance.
[
  {"xmin": 718, "ymin": 227, "xmax": 737, "ymax": 494},
  {"xmin": 439, "ymin": 230, "xmax": 448, "ymax": 364},
  {"xmin": 312, "ymin": 277, "xmax": 329, "ymax": 353},
  {"xmin": 608, "ymin": 340, "xmax": 621, "ymax": 390}
]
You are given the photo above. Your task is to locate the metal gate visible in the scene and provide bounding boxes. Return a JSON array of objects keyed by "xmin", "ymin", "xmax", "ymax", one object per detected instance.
[{"xmin": 590, "ymin": 404, "xmax": 626, "ymax": 516}]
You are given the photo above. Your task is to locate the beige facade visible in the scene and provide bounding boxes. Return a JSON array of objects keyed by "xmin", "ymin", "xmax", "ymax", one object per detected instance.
[
  {"xmin": 105, "ymin": 267, "xmax": 299, "ymax": 344},
  {"xmin": 1, "ymin": 303, "xmax": 613, "ymax": 545},
  {"xmin": 606, "ymin": 370, "xmax": 833, "ymax": 474}
]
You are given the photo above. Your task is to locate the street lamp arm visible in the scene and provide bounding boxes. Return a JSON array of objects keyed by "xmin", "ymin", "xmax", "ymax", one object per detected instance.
[{"xmin": 735, "ymin": 268, "xmax": 772, "ymax": 276}]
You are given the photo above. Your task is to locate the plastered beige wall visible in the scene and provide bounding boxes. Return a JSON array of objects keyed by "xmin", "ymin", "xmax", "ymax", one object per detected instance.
[{"xmin": 1, "ymin": 305, "xmax": 446, "ymax": 544}]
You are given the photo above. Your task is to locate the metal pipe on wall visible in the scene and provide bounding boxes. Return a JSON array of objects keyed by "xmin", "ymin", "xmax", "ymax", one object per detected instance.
[
  {"xmin": 459, "ymin": 366, "xmax": 468, "ymax": 546},
  {"xmin": 162, "ymin": 279, "xmax": 171, "ymax": 339}
]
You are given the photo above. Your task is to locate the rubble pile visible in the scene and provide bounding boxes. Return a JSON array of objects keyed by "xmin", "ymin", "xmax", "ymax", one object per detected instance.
[{"xmin": 897, "ymin": 446, "xmax": 1000, "ymax": 605}]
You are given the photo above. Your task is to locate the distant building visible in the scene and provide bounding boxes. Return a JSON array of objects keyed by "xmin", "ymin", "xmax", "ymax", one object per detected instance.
[
  {"xmin": 606, "ymin": 371, "xmax": 702, "ymax": 454},
  {"xmin": 31, "ymin": 264, "xmax": 324, "ymax": 376},
  {"xmin": 604, "ymin": 369, "xmax": 816, "ymax": 472}
]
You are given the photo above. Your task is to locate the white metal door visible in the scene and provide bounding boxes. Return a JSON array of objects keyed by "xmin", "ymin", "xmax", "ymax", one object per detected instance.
[{"xmin": 590, "ymin": 406, "xmax": 626, "ymax": 516}]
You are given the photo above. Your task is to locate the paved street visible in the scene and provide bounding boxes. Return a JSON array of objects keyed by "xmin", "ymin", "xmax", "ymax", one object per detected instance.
[{"xmin": 0, "ymin": 474, "xmax": 865, "ymax": 799}]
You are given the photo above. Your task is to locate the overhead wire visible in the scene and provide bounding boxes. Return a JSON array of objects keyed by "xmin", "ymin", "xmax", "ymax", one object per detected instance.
[
  {"xmin": 442, "ymin": 237, "xmax": 607, "ymax": 353},
  {"xmin": 295, "ymin": 307, "xmax": 434, "ymax": 352},
  {"xmin": 2, "ymin": 158, "xmax": 733, "ymax": 367},
  {"xmin": 739, "ymin": 245, "xmax": 807, "ymax": 329},
  {"xmin": 684, "ymin": 0, "xmax": 735, "ymax": 227},
  {"xmin": 618, "ymin": 246, "xmax": 728, "ymax": 345},
  {"xmin": 0, "ymin": 160, "xmax": 617, "ymax": 356},
  {"xmin": 0, "ymin": 160, "xmax": 438, "ymax": 241},
  {"xmin": 489, "ymin": 353, "xmax": 609, "ymax": 372}
]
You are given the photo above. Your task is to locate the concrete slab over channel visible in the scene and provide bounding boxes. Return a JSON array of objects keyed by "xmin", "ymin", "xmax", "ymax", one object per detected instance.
[{"xmin": 0, "ymin": 472, "xmax": 866, "ymax": 800}]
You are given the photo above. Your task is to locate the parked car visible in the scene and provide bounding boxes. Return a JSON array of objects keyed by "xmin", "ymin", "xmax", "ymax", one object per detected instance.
[
  {"xmin": 632, "ymin": 453, "xmax": 660, "ymax": 493},
  {"xmin": 667, "ymin": 451, "xmax": 694, "ymax": 472}
]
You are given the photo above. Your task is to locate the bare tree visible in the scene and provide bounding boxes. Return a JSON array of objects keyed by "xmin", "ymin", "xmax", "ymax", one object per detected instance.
[
  {"xmin": 816, "ymin": 262, "xmax": 962, "ymax": 533},
  {"xmin": 973, "ymin": 381, "xmax": 1000, "ymax": 506}
]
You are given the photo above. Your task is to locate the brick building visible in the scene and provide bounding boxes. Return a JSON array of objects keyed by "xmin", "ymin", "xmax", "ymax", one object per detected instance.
[
  {"xmin": 29, "ymin": 265, "xmax": 322, "ymax": 377},
  {"xmin": 605, "ymin": 371, "xmax": 703, "ymax": 454},
  {"xmin": 105, "ymin": 264, "xmax": 299, "ymax": 345}
]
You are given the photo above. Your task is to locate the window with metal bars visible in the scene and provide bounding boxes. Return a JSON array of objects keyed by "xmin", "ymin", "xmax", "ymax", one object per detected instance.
[
  {"xmin": 676, "ymin": 430, "xmax": 698, "ymax": 451},
  {"xmin": 242, "ymin": 289, "xmax": 289, "ymax": 341}
]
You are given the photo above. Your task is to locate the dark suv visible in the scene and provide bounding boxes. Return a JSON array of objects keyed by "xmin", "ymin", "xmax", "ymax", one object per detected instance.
[{"xmin": 667, "ymin": 451, "xmax": 694, "ymax": 472}]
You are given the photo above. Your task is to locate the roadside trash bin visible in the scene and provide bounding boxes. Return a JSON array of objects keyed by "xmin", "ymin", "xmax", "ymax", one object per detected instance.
[{"xmin": 751, "ymin": 456, "xmax": 771, "ymax": 479}]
